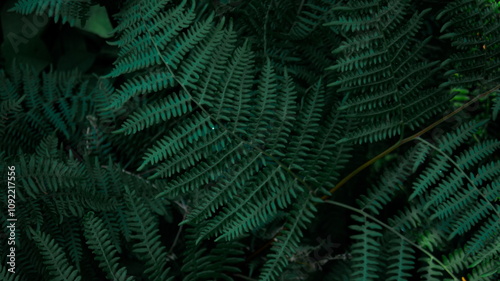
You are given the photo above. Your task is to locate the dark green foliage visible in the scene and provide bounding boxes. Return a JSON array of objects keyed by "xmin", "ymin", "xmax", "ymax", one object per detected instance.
[
  {"xmin": 29, "ymin": 227, "xmax": 82, "ymax": 281},
  {"xmin": 438, "ymin": 0, "xmax": 500, "ymax": 89},
  {"xmin": 83, "ymin": 212, "xmax": 134, "ymax": 281},
  {"xmin": 326, "ymin": 0, "xmax": 450, "ymax": 144},
  {"xmin": 0, "ymin": 0, "xmax": 499, "ymax": 280},
  {"xmin": 181, "ymin": 224, "xmax": 245, "ymax": 280},
  {"xmin": 344, "ymin": 120, "xmax": 500, "ymax": 281},
  {"xmin": 9, "ymin": 0, "xmax": 92, "ymax": 26}
]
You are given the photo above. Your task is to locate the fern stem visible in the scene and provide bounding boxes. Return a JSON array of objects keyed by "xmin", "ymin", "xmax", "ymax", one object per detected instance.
[
  {"xmin": 323, "ymin": 200, "xmax": 460, "ymax": 281},
  {"xmin": 322, "ymin": 83, "xmax": 500, "ymax": 200},
  {"xmin": 322, "ymin": 139, "xmax": 403, "ymax": 200},
  {"xmin": 263, "ymin": 0, "xmax": 273, "ymax": 57},
  {"xmin": 246, "ymin": 236, "xmax": 276, "ymax": 261},
  {"xmin": 169, "ymin": 217, "xmax": 184, "ymax": 253},
  {"xmin": 101, "ymin": 165, "xmax": 158, "ymax": 190}
]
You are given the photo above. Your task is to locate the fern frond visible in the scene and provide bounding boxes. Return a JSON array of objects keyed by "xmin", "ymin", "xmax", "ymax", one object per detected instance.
[
  {"xmin": 195, "ymin": 166, "xmax": 299, "ymax": 243},
  {"xmin": 0, "ymin": 96, "xmax": 24, "ymax": 138},
  {"xmin": 83, "ymin": 212, "xmax": 134, "ymax": 281},
  {"xmin": 34, "ymin": 133, "xmax": 61, "ymax": 159},
  {"xmin": 60, "ymin": 217, "xmax": 83, "ymax": 271},
  {"xmin": 123, "ymin": 186, "xmax": 172, "ymax": 281},
  {"xmin": 181, "ymin": 225, "xmax": 244, "ymax": 281},
  {"xmin": 207, "ymin": 40, "xmax": 255, "ymax": 130},
  {"xmin": 184, "ymin": 149, "xmax": 266, "ymax": 224},
  {"xmin": 465, "ymin": 215, "xmax": 500, "ymax": 259},
  {"xmin": 138, "ymin": 112, "xmax": 214, "ymax": 170},
  {"xmin": 288, "ymin": 0, "xmax": 334, "ymax": 40},
  {"xmin": 357, "ymin": 147, "xmax": 417, "ymax": 215},
  {"xmin": 9, "ymin": 0, "xmax": 91, "ymax": 26},
  {"xmin": 156, "ymin": 140, "xmax": 244, "ymax": 194},
  {"xmin": 1, "ymin": 65, "xmax": 102, "ymax": 154},
  {"xmin": 385, "ymin": 236, "xmax": 415, "ymax": 281},
  {"xmin": 260, "ymin": 193, "xmax": 317, "ymax": 281},
  {"xmin": 177, "ymin": 19, "xmax": 228, "ymax": 88},
  {"xmin": 108, "ymin": 71, "xmax": 176, "ymax": 110},
  {"xmin": 455, "ymin": 139, "xmax": 500, "ymax": 169},
  {"xmin": 284, "ymin": 78, "xmax": 324, "ymax": 172},
  {"xmin": 438, "ymin": 0, "xmax": 500, "ymax": 89},
  {"xmin": 192, "ymin": 25, "xmax": 237, "ymax": 106},
  {"xmin": 346, "ymin": 115, "xmax": 499, "ymax": 281},
  {"xmin": 16, "ymin": 154, "xmax": 86, "ymax": 200},
  {"xmin": 245, "ymin": 57, "xmax": 279, "ymax": 144},
  {"xmin": 411, "ymin": 134, "xmax": 499, "ymax": 241},
  {"xmin": 0, "ymin": 264, "xmax": 21, "ymax": 281},
  {"xmin": 29, "ymin": 228, "xmax": 82, "ymax": 281},
  {"xmin": 442, "ymin": 248, "xmax": 468, "ymax": 275},
  {"xmin": 418, "ymin": 257, "xmax": 444, "ymax": 281},
  {"xmin": 467, "ymin": 257, "xmax": 500, "ymax": 281},
  {"xmin": 114, "ymin": 91, "xmax": 193, "ymax": 135},
  {"xmin": 107, "ymin": 1, "xmax": 214, "ymax": 80},
  {"xmin": 325, "ymin": 1, "xmax": 446, "ymax": 143},
  {"xmin": 151, "ymin": 130, "xmax": 231, "ymax": 180},
  {"xmin": 348, "ymin": 214, "xmax": 383, "ymax": 281}
]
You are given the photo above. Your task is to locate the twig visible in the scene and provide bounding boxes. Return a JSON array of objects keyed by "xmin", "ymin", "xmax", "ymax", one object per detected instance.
[{"xmin": 321, "ymin": 83, "xmax": 500, "ymax": 200}]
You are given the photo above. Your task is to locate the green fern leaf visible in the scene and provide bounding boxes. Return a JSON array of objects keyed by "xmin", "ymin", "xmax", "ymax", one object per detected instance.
[
  {"xmin": 437, "ymin": 0, "xmax": 500, "ymax": 89},
  {"xmin": 326, "ymin": 1, "xmax": 445, "ymax": 144},
  {"xmin": 123, "ymin": 186, "xmax": 172, "ymax": 281},
  {"xmin": 29, "ymin": 228, "xmax": 82, "ymax": 281},
  {"xmin": 386, "ymin": 236, "xmax": 415, "ymax": 281},
  {"xmin": 260, "ymin": 193, "xmax": 317, "ymax": 281},
  {"xmin": 9, "ymin": 0, "xmax": 91, "ymax": 26},
  {"xmin": 83, "ymin": 212, "xmax": 134, "ymax": 281},
  {"xmin": 114, "ymin": 91, "xmax": 193, "ymax": 135},
  {"xmin": 348, "ymin": 214, "xmax": 383, "ymax": 281},
  {"xmin": 0, "ymin": 264, "xmax": 21, "ymax": 281}
]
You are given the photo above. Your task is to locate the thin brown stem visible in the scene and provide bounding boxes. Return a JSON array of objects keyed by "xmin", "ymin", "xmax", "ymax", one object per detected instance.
[{"xmin": 321, "ymin": 83, "xmax": 500, "ymax": 201}]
